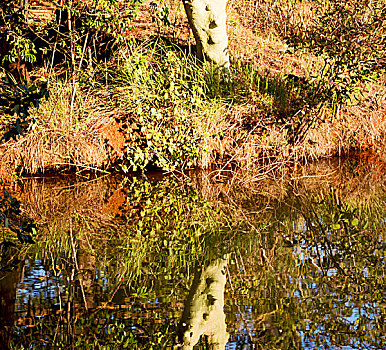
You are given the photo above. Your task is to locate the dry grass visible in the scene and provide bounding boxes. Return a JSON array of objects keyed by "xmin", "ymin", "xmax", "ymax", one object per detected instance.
[
  {"xmin": 0, "ymin": 79, "xmax": 111, "ymax": 175},
  {"xmin": 227, "ymin": 0, "xmax": 385, "ymax": 156}
]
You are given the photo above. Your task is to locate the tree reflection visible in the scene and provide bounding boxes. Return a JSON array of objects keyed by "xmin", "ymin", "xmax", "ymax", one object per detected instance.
[
  {"xmin": 176, "ymin": 255, "xmax": 229, "ymax": 349},
  {"xmin": 0, "ymin": 246, "xmax": 23, "ymax": 350},
  {"xmin": 1, "ymin": 162, "xmax": 385, "ymax": 349}
]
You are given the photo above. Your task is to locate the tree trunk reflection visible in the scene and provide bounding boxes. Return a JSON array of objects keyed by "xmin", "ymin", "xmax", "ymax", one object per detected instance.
[{"xmin": 176, "ymin": 255, "xmax": 229, "ymax": 349}]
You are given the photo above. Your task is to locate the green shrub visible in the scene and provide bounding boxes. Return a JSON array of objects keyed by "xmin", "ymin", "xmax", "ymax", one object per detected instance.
[
  {"xmin": 286, "ymin": 0, "xmax": 386, "ymax": 102},
  {"xmin": 104, "ymin": 41, "xmax": 210, "ymax": 171}
]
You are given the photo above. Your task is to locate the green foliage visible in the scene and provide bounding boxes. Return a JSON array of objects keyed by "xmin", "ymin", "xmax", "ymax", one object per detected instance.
[
  {"xmin": 76, "ymin": 0, "xmax": 145, "ymax": 39},
  {"xmin": 125, "ymin": 104, "xmax": 200, "ymax": 171},
  {"xmin": 104, "ymin": 42, "xmax": 208, "ymax": 171},
  {"xmin": 0, "ymin": 0, "xmax": 144, "ymax": 83},
  {"xmin": 286, "ymin": 0, "xmax": 386, "ymax": 102},
  {"xmin": 69, "ymin": 0, "xmax": 145, "ymax": 49},
  {"xmin": 0, "ymin": 76, "xmax": 48, "ymax": 141},
  {"xmin": 150, "ymin": 0, "xmax": 171, "ymax": 30},
  {"xmin": 0, "ymin": 4, "xmax": 37, "ymax": 64}
]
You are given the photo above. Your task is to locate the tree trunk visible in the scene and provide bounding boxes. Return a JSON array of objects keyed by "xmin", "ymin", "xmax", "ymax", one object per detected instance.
[{"xmin": 182, "ymin": 0, "xmax": 230, "ymax": 78}]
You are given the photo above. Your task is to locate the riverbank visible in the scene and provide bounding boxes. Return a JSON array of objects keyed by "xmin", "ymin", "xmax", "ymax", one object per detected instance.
[{"xmin": 0, "ymin": 0, "xmax": 385, "ymax": 180}]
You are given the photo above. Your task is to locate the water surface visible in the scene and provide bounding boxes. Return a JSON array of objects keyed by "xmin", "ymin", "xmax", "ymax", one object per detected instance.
[{"xmin": 0, "ymin": 160, "xmax": 385, "ymax": 349}]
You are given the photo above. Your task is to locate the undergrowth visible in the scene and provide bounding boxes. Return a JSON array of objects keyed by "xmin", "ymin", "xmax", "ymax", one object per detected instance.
[
  {"xmin": 99, "ymin": 40, "xmax": 211, "ymax": 171},
  {"xmin": 0, "ymin": 0, "xmax": 385, "ymax": 177}
]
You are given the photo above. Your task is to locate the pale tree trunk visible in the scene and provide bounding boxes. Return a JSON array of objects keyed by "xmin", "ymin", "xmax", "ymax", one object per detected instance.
[
  {"xmin": 175, "ymin": 256, "xmax": 229, "ymax": 349},
  {"xmin": 182, "ymin": 0, "xmax": 230, "ymax": 79}
]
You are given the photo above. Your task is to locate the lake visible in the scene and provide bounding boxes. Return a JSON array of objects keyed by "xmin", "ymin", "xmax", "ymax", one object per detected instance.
[{"xmin": 0, "ymin": 159, "xmax": 385, "ymax": 349}]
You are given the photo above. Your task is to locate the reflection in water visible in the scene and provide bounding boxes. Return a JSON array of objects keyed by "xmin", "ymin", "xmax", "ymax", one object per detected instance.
[
  {"xmin": 0, "ymin": 247, "xmax": 23, "ymax": 350},
  {"xmin": 176, "ymin": 256, "xmax": 229, "ymax": 349},
  {"xmin": 0, "ymin": 160, "xmax": 384, "ymax": 349}
]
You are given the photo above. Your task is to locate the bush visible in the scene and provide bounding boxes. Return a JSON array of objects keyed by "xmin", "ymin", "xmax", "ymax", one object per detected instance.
[
  {"xmin": 101, "ymin": 41, "xmax": 210, "ymax": 171},
  {"xmin": 286, "ymin": 0, "xmax": 386, "ymax": 102}
]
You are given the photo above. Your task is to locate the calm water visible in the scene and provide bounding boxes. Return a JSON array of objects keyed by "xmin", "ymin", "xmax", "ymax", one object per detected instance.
[{"xmin": 0, "ymin": 160, "xmax": 385, "ymax": 349}]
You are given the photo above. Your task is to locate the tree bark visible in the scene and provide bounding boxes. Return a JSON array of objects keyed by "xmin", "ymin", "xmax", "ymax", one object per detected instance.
[{"xmin": 182, "ymin": 0, "xmax": 230, "ymax": 78}]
